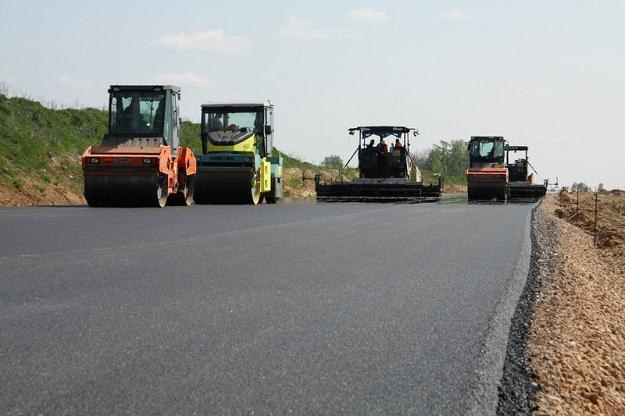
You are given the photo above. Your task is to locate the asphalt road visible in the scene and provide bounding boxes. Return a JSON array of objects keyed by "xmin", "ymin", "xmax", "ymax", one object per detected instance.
[{"xmin": 0, "ymin": 201, "xmax": 533, "ymax": 415}]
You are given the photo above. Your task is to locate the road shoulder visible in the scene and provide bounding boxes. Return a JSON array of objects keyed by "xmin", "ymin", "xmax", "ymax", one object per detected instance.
[
  {"xmin": 529, "ymin": 196, "xmax": 625, "ymax": 415},
  {"xmin": 498, "ymin": 195, "xmax": 625, "ymax": 415}
]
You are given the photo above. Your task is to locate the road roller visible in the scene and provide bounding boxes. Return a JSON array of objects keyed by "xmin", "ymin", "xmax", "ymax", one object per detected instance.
[
  {"xmin": 194, "ymin": 102, "xmax": 283, "ymax": 204},
  {"xmin": 315, "ymin": 126, "xmax": 442, "ymax": 202},
  {"xmin": 466, "ymin": 136, "xmax": 547, "ymax": 201},
  {"xmin": 82, "ymin": 85, "xmax": 196, "ymax": 207},
  {"xmin": 467, "ymin": 136, "xmax": 508, "ymax": 201}
]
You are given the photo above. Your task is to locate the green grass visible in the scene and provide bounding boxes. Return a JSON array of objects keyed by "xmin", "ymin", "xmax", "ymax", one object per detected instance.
[
  {"xmin": 0, "ymin": 94, "xmax": 108, "ymax": 194},
  {"xmin": 180, "ymin": 120, "xmax": 200, "ymax": 151}
]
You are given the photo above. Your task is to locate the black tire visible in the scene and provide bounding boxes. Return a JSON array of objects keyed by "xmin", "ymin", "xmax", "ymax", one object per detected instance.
[
  {"xmin": 245, "ymin": 174, "xmax": 262, "ymax": 205},
  {"xmin": 168, "ymin": 174, "xmax": 195, "ymax": 206},
  {"xmin": 153, "ymin": 175, "xmax": 168, "ymax": 208}
]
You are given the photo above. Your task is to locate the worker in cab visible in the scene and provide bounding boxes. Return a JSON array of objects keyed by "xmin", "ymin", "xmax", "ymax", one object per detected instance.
[
  {"xmin": 210, "ymin": 113, "xmax": 224, "ymax": 130},
  {"xmin": 124, "ymin": 94, "xmax": 148, "ymax": 132},
  {"xmin": 376, "ymin": 139, "xmax": 388, "ymax": 154},
  {"xmin": 366, "ymin": 139, "xmax": 375, "ymax": 149},
  {"xmin": 394, "ymin": 139, "xmax": 404, "ymax": 149}
]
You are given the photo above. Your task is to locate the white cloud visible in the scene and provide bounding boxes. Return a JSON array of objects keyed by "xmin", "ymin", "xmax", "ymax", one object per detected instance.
[
  {"xmin": 281, "ymin": 16, "xmax": 332, "ymax": 40},
  {"xmin": 439, "ymin": 8, "xmax": 468, "ymax": 21},
  {"xmin": 153, "ymin": 29, "xmax": 251, "ymax": 53},
  {"xmin": 59, "ymin": 74, "xmax": 94, "ymax": 88},
  {"xmin": 155, "ymin": 72, "xmax": 217, "ymax": 88},
  {"xmin": 349, "ymin": 8, "xmax": 388, "ymax": 23}
]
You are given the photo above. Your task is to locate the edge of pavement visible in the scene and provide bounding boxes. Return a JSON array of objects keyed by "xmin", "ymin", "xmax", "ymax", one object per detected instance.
[{"xmin": 464, "ymin": 202, "xmax": 536, "ymax": 415}]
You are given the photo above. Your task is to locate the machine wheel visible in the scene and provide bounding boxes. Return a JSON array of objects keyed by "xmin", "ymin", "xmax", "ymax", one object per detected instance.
[
  {"xmin": 168, "ymin": 174, "xmax": 195, "ymax": 206},
  {"xmin": 185, "ymin": 174, "xmax": 196, "ymax": 205},
  {"xmin": 154, "ymin": 175, "xmax": 168, "ymax": 208},
  {"xmin": 85, "ymin": 194, "xmax": 105, "ymax": 207},
  {"xmin": 84, "ymin": 176, "xmax": 106, "ymax": 207},
  {"xmin": 247, "ymin": 173, "xmax": 262, "ymax": 205}
]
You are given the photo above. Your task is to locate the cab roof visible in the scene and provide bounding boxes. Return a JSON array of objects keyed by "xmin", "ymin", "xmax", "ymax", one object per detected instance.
[
  {"xmin": 201, "ymin": 102, "xmax": 273, "ymax": 109},
  {"xmin": 108, "ymin": 85, "xmax": 180, "ymax": 93},
  {"xmin": 470, "ymin": 136, "xmax": 504, "ymax": 140}
]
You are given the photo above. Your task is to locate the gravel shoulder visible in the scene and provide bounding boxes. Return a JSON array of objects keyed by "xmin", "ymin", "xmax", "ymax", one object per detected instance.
[
  {"xmin": 527, "ymin": 195, "xmax": 625, "ymax": 415},
  {"xmin": 497, "ymin": 201, "xmax": 556, "ymax": 414}
]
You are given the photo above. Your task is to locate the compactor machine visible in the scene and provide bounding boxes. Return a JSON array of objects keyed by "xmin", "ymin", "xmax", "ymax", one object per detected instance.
[
  {"xmin": 466, "ymin": 136, "xmax": 508, "ymax": 201},
  {"xmin": 82, "ymin": 85, "xmax": 196, "ymax": 207},
  {"xmin": 505, "ymin": 145, "xmax": 547, "ymax": 199},
  {"xmin": 194, "ymin": 102, "xmax": 283, "ymax": 204},
  {"xmin": 315, "ymin": 126, "xmax": 442, "ymax": 202},
  {"xmin": 466, "ymin": 136, "xmax": 547, "ymax": 201}
]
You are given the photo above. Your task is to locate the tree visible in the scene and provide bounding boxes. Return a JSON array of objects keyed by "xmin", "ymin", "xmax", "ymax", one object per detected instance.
[
  {"xmin": 422, "ymin": 139, "xmax": 468, "ymax": 182},
  {"xmin": 321, "ymin": 155, "xmax": 343, "ymax": 169},
  {"xmin": 571, "ymin": 182, "xmax": 591, "ymax": 192},
  {"xmin": 412, "ymin": 148, "xmax": 432, "ymax": 170}
]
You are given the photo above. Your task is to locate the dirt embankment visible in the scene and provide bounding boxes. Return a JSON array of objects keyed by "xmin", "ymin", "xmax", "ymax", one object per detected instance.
[
  {"xmin": 282, "ymin": 168, "xmax": 329, "ymax": 199},
  {"xmin": 443, "ymin": 181, "xmax": 467, "ymax": 194},
  {"xmin": 0, "ymin": 155, "xmax": 85, "ymax": 206},
  {"xmin": 528, "ymin": 194, "xmax": 625, "ymax": 415},
  {"xmin": 0, "ymin": 182, "xmax": 84, "ymax": 206},
  {"xmin": 553, "ymin": 190, "xmax": 625, "ymax": 275},
  {"xmin": 0, "ymin": 168, "xmax": 340, "ymax": 205}
]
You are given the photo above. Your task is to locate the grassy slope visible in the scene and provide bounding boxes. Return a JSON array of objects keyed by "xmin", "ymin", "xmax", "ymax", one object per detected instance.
[{"xmin": 0, "ymin": 94, "xmax": 107, "ymax": 198}]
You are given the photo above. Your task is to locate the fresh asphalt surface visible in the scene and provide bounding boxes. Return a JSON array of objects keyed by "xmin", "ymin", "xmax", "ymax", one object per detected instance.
[{"xmin": 0, "ymin": 201, "xmax": 533, "ymax": 415}]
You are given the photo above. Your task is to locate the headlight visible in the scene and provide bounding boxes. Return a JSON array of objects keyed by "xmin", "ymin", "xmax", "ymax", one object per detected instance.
[
  {"xmin": 90, "ymin": 158, "xmax": 99, "ymax": 164},
  {"xmin": 143, "ymin": 158, "xmax": 152, "ymax": 164}
]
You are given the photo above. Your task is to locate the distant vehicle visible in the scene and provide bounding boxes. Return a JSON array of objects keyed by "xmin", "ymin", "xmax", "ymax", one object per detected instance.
[
  {"xmin": 315, "ymin": 126, "xmax": 442, "ymax": 202},
  {"xmin": 466, "ymin": 136, "xmax": 547, "ymax": 201}
]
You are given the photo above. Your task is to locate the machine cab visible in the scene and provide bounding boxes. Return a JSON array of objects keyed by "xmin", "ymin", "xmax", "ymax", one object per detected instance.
[
  {"xmin": 200, "ymin": 102, "xmax": 274, "ymax": 156},
  {"xmin": 351, "ymin": 126, "xmax": 416, "ymax": 179},
  {"xmin": 505, "ymin": 145, "xmax": 530, "ymax": 182},
  {"xmin": 106, "ymin": 85, "xmax": 181, "ymax": 155},
  {"xmin": 468, "ymin": 136, "xmax": 506, "ymax": 167}
]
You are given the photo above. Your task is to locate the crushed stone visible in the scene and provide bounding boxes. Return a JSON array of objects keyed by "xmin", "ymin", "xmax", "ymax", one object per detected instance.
[{"xmin": 528, "ymin": 195, "xmax": 625, "ymax": 415}]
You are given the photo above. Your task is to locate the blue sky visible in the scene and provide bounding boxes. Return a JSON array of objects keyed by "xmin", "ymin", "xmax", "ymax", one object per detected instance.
[{"xmin": 1, "ymin": 0, "xmax": 624, "ymax": 189}]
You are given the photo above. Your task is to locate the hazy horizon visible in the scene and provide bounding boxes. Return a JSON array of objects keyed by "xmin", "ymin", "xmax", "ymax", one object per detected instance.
[{"xmin": 1, "ymin": 1, "xmax": 623, "ymax": 189}]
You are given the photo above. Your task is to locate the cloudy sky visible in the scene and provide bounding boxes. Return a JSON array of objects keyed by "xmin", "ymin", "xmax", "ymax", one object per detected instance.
[{"xmin": 1, "ymin": 0, "xmax": 624, "ymax": 189}]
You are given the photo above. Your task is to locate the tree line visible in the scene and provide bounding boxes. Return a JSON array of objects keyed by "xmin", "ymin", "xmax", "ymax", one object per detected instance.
[{"xmin": 412, "ymin": 140, "xmax": 468, "ymax": 184}]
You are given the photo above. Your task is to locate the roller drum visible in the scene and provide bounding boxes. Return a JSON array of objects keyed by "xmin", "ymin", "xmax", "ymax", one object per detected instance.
[
  {"xmin": 84, "ymin": 174, "xmax": 167, "ymax": 207},
  {"xmin": 467, "ymin": 178, "xmax": 507, "ymax": 201},
  {"xmin": 194, "ymin": 167, "xmax": 259, "ymax": 204}
]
